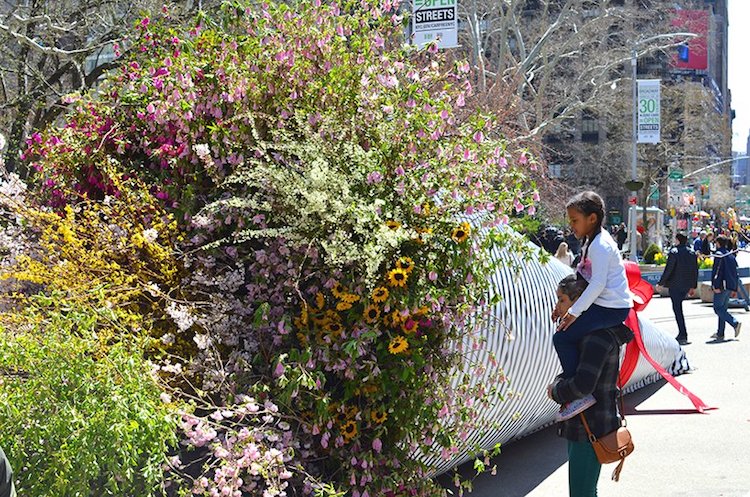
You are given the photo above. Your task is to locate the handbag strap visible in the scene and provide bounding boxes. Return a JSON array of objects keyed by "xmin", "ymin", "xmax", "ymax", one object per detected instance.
[{"xmin": 579, "ymin": 413, "xmax": 598, "ymax": 443}]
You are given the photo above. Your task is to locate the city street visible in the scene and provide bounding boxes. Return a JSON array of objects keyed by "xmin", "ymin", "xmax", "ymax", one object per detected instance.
[{"xmin": 463, "ymin": 259, "xmax": 750, "ymax": 497}]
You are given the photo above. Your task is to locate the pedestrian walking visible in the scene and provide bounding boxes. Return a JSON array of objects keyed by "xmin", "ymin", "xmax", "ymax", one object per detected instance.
[
  {"xmin": 701, "ymin": 232, "xmax": 714, "ymax": 256},
  {"xmin": 552, "ymin": 191, "xmax": 633, "ymax": 421},
  {"xmin": 693, "ymin": 230, "xmax": 706, "ymax": 253},
  {"xmin": 710, "ymin": 235, "xmax": 742, "ymax": 341},
  {"xmin": 655, "ymin": 233, "xmax": 699, "ymax": 345},
  {"xmin": 554, "ymin": 242, "xmax": 574, "ymax": 267},
  {"xmin": 615, "ymin": 223, "xmax": 627, "ymax": 250}
]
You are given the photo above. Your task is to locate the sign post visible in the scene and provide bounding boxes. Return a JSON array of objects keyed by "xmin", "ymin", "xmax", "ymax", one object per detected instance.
[{"xmin": 412, "ymin": 0, "xmax": 458, "ymax": 49}]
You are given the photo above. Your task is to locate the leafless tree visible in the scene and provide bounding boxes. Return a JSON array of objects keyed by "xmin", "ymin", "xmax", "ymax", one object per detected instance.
[{"xmin": 0, "ymin": 0, "xmax": 220, "ymax": 176}]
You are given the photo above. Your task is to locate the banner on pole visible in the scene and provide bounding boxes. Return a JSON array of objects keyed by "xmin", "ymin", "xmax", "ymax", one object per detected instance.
[
  {"xmin": 412, "ymin": 0, "xmax": 458, "ymax": 49},
  {"xmin": 637, "ymin": 79, "xmax": 661, "ymax": 143}
]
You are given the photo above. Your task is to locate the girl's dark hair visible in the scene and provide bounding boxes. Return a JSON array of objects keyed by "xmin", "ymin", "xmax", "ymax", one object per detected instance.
[
  {"xmin": 716, "ymin": 234, "xmax": 731, "ymax": 249},
  {"xmin": 566, "ymin": 191, "xmax": 605, "ymax": 259},
  {"xmin": 558, "ymin": 274, "xmax": 588, "ymax": 301}
]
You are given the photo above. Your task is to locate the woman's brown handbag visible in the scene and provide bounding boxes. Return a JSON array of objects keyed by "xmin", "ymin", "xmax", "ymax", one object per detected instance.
[{"xmin": 579, "ymin": 413, "xmax": 634, "ymax": 482}]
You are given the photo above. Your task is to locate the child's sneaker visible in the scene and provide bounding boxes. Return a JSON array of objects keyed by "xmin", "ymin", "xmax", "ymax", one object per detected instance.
[{"xmin": 555, "ymin": 394, "xmax": 597, "ymax": 422}]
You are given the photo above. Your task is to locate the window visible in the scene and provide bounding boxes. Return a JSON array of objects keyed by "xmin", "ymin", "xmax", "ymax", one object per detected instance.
[
  {"xmin": 581, "ymin": 111, "xmax": 600, "ymax": 143},
  {"xmin": 549, "ymin": 163, "xmax": 563, "ymax": 178}
]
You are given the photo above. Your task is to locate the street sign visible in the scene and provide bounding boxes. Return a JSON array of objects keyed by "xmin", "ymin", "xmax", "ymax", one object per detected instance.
[
  {"xmin": 668, "ymin": 168, "xmax": 683, "ymax": 180},
  {"xmin": 412, "ymin": 0, "xmax": 458, "ymax": 49},
  {"xmin": 637, "ymin": 79, "xmax": 661, "ymax": 143}
]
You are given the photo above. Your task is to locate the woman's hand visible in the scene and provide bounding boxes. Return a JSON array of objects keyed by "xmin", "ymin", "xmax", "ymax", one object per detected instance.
[{"xmin": 556, "ymin": 311, "xmax": 577, "ymax": 332}]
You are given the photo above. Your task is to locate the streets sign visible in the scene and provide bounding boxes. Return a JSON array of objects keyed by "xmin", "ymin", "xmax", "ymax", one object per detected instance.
[
  {"xmin": 637, "ymin": 79, "xmax": 661, "ymax": 143},
  {"xmin": 412, "ymin": 0, "xmax": 458, "ymax": 49}
]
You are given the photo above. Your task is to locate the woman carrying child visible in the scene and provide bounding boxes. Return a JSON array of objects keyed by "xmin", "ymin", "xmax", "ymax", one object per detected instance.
[
  {"xmin": 552, "ymin": 191, "xmax": 633, "ymax": 421},
  {"xmin": 549, "ymin": 274, "xmax": 633, "ymax": 497}
]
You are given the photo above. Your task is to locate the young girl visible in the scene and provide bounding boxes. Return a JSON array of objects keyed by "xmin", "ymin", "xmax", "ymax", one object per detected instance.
[{"xmin": 552, "ymin": 191, "xmax": 633, "ymax": 421}]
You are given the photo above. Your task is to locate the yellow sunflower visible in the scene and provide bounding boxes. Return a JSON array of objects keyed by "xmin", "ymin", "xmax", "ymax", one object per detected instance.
[
  {"xmin": 314, "ymin": 292, "xmax": 325, "ymax": 310},
  {"xmin": 387, "ymin": 268, "xmax": 408, "ymax": 287},
  {"xmin": 396, "ymin": 256, "xmax": 415, "ymax": 273},
  {"xmin": 364, "ymin": 304, "xmax": 380, "ymax": 323},
  {"xmin": 336, "ymin": 301, "xmax": 353, "ymax": 311},
  {"xmin": 340, "ymin": 293, "xmax": 360, "ymax": 303},
  {"xmin": 326, "ymin": 321, "xmax": 344, "ymax": 337},
  {"xmin": 340, "ymin": 420, "xmax": 358, "ymax": 440},
  {"xmin": 386, "ymin": 220, "xmax": 401, "ymax": 230},
  {"xmin": 414, "ymin": 306, "xmax": 429, "ymax": 317},
  {"xmin": 388, "ymin": 335, "xmax": 409, "ymax": 354},
  {"xmin": 451, "ymin": 222, "xmax": 471, "ymax": 243},
  {"xmin": 331, "ymin": 282, "xmax": 346, "ymax": 298},
  {"xmin": 296, "ymin": 332, "xmax": 309, "ymax": 347},
  {"xmin": 401, "ymin": 318, "xmax": 418, "ymax": 334},
  {"xmin": 371, "ymin": 410, "xmax": 388, "ymax": 424},
  {"xmin": 345, "ymin": 406, "xmax": 359, "ymax": 419},
  {"xmin": 372, "ymin": 286, "xmax": 389, "ymax": 303},
  {"xmin": 389, "ymin": 309, "xmax": 404, "ymax": 325},
  {"xmin": 324, "ymin": 310, "xmax": 340, "ymax": 322},
  {"xmin": 300, "ymin": 304, "xmax": 309, "ymax": 324}
]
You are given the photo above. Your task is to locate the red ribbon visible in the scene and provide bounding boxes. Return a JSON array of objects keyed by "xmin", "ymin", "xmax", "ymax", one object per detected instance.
[{"xmin": 617, "ymin": 261, "xmax": 716, "ymax": 413}]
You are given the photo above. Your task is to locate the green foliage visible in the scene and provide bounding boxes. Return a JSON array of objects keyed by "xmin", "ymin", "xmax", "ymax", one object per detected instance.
[
  {"xmin": 643, "ymin": 243, "xmax": 661, "ymax": 264},
  {"xmin": 509, "ymin": 214, "xmax": 543, "ymax": 240},
  {"xmin": 0, "ymin": 299, "xmax": 177, "ymax": 497}
]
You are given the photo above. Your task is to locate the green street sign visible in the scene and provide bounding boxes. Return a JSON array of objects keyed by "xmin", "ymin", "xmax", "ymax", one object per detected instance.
[{"xmin": 668, "ymin": 169, "xmax": 683, "ymax": 180}]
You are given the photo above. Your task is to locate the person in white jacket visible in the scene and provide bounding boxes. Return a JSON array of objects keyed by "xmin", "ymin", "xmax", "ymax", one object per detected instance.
[{"xmin": 551, "ymin": 191, "xmax": 633, "ymax": 422}]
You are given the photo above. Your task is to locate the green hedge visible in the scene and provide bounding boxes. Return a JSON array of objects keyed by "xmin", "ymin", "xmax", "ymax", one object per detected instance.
[{"xmin": 0, "ymin": 300, "xmax": 177, "ymax": 496}]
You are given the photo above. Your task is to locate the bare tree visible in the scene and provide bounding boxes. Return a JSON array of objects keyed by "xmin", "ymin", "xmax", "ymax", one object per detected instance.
[{"xmin": 0, "ymin": 0, "xmax": 220, "ymax": 176}]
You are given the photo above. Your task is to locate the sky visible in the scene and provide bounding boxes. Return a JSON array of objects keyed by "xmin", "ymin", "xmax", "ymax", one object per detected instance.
[{"xmin": 729, "ymin": 0, "xmax": 750, "ymax": 152}]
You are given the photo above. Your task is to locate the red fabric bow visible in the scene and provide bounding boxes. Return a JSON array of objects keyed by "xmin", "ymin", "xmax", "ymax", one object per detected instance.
[{"xmin": 618, "ymin": 261, "xmax": 716, "ymax": 413}]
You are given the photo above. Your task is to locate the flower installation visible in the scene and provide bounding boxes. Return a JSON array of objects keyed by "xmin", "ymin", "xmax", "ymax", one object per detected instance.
[{"xmin": 2, "ymin": 1, "xmax": 540, "ymax": 496}]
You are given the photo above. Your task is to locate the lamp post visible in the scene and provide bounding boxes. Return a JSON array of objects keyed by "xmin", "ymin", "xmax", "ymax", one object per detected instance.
[{"xmin": 626, "ymin": 32, "xmax": 696, "ymax": 262}]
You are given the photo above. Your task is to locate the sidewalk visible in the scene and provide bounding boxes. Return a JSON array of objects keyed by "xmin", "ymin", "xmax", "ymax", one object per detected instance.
[{"xmin": 456, "ymin": 295, "xmax": 750, "ymax": 497}]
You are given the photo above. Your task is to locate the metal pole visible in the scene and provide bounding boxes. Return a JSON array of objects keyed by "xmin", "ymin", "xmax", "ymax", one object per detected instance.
[{"xmin": 630, "ymin": 48, "xmax": 639, "ymax": 262}]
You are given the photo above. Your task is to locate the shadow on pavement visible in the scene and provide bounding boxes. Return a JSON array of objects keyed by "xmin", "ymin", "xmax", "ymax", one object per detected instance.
[
  {"xmin": 437, "ymin": 379, "xmax": 681, "ymax": 496},
  {"xmin": 438, "ymin": 426, "xmax": 568, "ymax": 497}
]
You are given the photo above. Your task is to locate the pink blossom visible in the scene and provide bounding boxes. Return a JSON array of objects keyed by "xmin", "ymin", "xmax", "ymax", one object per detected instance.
[
  {"xmin": 527, "ymin": 205, "xmax": 537, "ymax": 216},
  {"xmin": 372, "ymin": 438, "xmax": 382, "ymax": 453},
  {"xmin": 366, "ymin": 171, "xmax": 383, "ymax": 184}
]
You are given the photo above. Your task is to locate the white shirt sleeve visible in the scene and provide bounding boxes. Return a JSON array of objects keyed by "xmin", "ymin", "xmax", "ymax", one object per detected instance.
[{"xmin": 568, "ymin": 241, "xmax": 609, "ymax": 317}]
